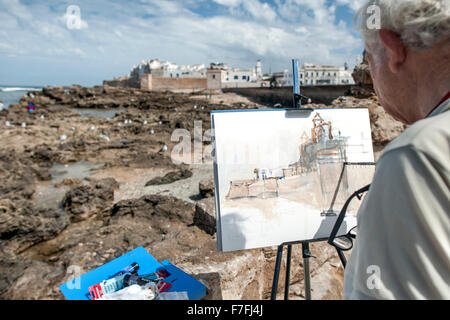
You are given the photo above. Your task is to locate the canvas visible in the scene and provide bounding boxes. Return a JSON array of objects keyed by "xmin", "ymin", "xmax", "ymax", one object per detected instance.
[{"xmin": 211, "ymin": 108, "xmax": 375, "ymax": 252}]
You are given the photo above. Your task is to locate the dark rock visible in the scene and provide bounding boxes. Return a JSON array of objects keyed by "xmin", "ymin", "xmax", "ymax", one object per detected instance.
[
  {"xmin": 62, "ymin": 183, "xmax": 114, "ymax": 222},
  {"xmin": 145, "ymin": 169, "xmax": 193, "ymax": 186},
  {"xmin": 110, "ymin": 194, "xmax": 195, "ymax": 226},
  {"xmin": 194, "ymin": 197, "xmax": 216, "ymax": 235},
  {"xmin": 199, "ymin": 179, "xmax": 215, "ymax": 198}
]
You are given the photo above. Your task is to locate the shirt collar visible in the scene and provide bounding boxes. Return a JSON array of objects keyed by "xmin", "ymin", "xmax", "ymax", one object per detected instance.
[{"xmin": 428, "ymin": 95, "xmax": 450, "ymax": 118}]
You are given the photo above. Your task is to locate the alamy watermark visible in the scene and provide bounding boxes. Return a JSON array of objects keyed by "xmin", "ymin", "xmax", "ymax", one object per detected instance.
[
  {"xmin": 65, "ymin": 265, "xmax": 82, "ymax": 290},
  {"xmin": 66, "ymin": 5, "xmax": 83, "ymax": 30},
  {"xmin": 366, "ymin": 4, "xmax": 381, "ymax": 30},
  {"xmin": 366, "ymin": 265, "xmax": 382, "ymax": 290}
]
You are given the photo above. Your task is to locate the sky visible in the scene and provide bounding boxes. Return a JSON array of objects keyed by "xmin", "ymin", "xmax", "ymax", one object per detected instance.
[{"xmin": 0, "ymin": 0, "xmax": 368, "ymax": 87}]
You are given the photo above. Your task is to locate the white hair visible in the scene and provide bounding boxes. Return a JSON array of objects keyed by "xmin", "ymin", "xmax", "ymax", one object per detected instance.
[{"xmin": 355, "ymin": 0, "xmax": 450, "ymax": 50}]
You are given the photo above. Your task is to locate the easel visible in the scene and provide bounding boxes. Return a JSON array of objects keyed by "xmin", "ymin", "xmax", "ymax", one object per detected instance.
[
  {"xmin": 271, "ymin": 59, "xmax": 315, "ymax": 300},
  {"xmin": 270, "ymin": 240, "xmax": 316, "ymax": 300}
]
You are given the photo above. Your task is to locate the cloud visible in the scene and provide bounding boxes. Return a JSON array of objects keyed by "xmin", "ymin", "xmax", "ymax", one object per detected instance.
[
  {"xmin": 0, "ymin": 0, "xmax": 365, "ymax": 86},
  {"xmin": 336, "ymin": 0, "xmax": 367, "ymax": 11}
]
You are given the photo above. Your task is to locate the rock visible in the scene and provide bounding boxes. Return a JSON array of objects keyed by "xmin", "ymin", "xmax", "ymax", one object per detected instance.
[
  {"xmin": 331, "ymin": 96, "xmax": 407, "ymax": 147},
  {"xmin": 110, "ymin": 194, "xmax": 195, "ymax": 226},
  {"xmin": 89, "ymin": 177, "xmax": 120, "ymax": 191},
  {"xmin": 1, "ymin": 260, "xmax": 64, "ymax": 300},
  {"xmin": 352, "ymin": 62, "xmax": 373, "ymax": 88},
  {"xmin": 32, "ymin": 167, "xmax": 52, "ymax": 182},
  {"xmin": 62, "ymin": 183, "xmax": 114, "ymax": 222},
  {"xmin": 31, "ymin": 146, "xmax": 55, "ymax": 163},
  {"xmin": 0, "ymin": 247, "xmax": 32, "ymax": 297},
  {"xmin": 194, "ymin": 197, "xmax": 216, "ymax": 235},
  {"xmin": 0, "ymin": 199, "xmax": 69, "ymax": 250},
  {"xmin": 54, "ymin": 178, "xmax": 83, "ymax": 188},
  {"xmin": 199, "ymin": 179, "xmax": 215, "ymax": 198},
  {"xmin": 145, "ymin": 169, "xmax": 193, "ymax": 186}
]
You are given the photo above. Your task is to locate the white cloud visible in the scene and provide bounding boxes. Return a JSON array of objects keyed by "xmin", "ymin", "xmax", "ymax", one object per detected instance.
[
  {"xmin": 213, "ymin": 0, "xmax": 242, "ymax": 7},
  {"xmin": 0, "ymin": 0, "xmax": 364, "ymax": 85},
  {"xmin": 336, "ymin": 0, "xmax": 367, "ymax": 11}
]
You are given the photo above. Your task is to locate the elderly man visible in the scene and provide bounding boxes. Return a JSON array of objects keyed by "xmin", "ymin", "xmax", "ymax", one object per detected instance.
[{"xmin": 344, "ymin": 0, "xmax": 450, "ymax": 299}]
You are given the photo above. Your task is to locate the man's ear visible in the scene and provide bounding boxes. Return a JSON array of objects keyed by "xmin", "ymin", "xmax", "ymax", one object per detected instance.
[{"xmin": 378, "ymin": 29, "xmax": 407, "ymax": 73}]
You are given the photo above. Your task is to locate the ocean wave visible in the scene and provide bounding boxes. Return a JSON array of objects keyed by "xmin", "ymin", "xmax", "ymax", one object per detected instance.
[{"xmin": 0, "ymin": 87, "xmax": 42, "ymax": 92}]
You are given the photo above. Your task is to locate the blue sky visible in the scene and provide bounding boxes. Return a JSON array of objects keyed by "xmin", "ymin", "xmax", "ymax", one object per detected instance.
[{"xmin": 0, "ymin": 0, "xmax": 367, "ymax": 87}]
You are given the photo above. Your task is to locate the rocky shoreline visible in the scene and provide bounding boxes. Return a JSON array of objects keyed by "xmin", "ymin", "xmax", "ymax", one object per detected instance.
[{"xmin": 0, "ymin": 69, "xmax": 406, "ymax": 299}]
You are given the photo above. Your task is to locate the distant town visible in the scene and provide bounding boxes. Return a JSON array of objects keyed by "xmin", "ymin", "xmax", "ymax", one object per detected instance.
[{"xmin": 104, "ymin": 59, "xmax": 355, "ymax": 92}]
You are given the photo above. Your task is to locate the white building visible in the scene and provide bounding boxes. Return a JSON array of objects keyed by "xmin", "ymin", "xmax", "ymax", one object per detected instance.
[
  {"xmin": 282, "ymin": 63, "xmax": 354, "ymax": 86},
  {"xmin": 130, "ymin": 59, "xmax": 207, "ymax": 79},
  {"xmin": 207, "ymin": 60, "xmax": 264, "ymax": 88}
]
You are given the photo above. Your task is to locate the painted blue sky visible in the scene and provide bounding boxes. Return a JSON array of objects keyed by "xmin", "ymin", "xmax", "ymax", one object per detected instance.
[{"xmin": 0, "ymin": 0, "xmax": 367, "ymax": 86}]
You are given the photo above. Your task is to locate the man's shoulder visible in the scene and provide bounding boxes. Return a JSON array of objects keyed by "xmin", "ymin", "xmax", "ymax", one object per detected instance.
[{"xmin": 381, "ymin": 109, "xmax": 450, "ymax": 162}]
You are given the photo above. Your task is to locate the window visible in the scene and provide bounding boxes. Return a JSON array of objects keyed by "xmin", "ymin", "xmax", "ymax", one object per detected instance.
[
  {"xmin": 300, "ymin": 73, "xmax": 303, "ymax": 79},
  {"xmin": 234, "ymin": 75, "xmax": 238, "ymax": 80},
  {"xmin": 242, "ymin": 75, "xmax": 246, "ymax": 80},
  {"xmin": 212, "ymin": 75, "xmax": 216, "ymax": 79}
]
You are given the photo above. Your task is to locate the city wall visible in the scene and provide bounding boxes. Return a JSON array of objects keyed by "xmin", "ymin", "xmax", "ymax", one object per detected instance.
[
  {"xmin": 222, "ymin": 85, "xmax": 354, "ymax": 106},
  {"xmin": 151, "ymin": 77, "xmax": 207, "ymax": 91}
]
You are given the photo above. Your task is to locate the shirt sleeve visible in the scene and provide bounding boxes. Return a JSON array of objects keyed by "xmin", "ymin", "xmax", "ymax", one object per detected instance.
[{"xmin": 344, "ymin": 146, "xmax": 450, "ymax": 299}]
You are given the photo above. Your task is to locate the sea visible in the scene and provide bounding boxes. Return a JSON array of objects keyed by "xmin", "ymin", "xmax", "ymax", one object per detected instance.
[{"xmin": 0, "ymin": 85, "xmax": 43, "ymax": 109}]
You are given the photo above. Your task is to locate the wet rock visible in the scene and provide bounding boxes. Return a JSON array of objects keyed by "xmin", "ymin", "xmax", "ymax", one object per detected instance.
[
  {"xmin": 199, "ymin": 179, "xmax": 215, "ymax": 198},
  {"xmin": 194, "ymin": 197, "xmax": 216, "ymax": 235}
]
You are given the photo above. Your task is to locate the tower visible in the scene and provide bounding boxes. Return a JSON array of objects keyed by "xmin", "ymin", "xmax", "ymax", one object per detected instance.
[{"xmin": 256, "ymin": 60, "xmax": 263, "ymax": 80}]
